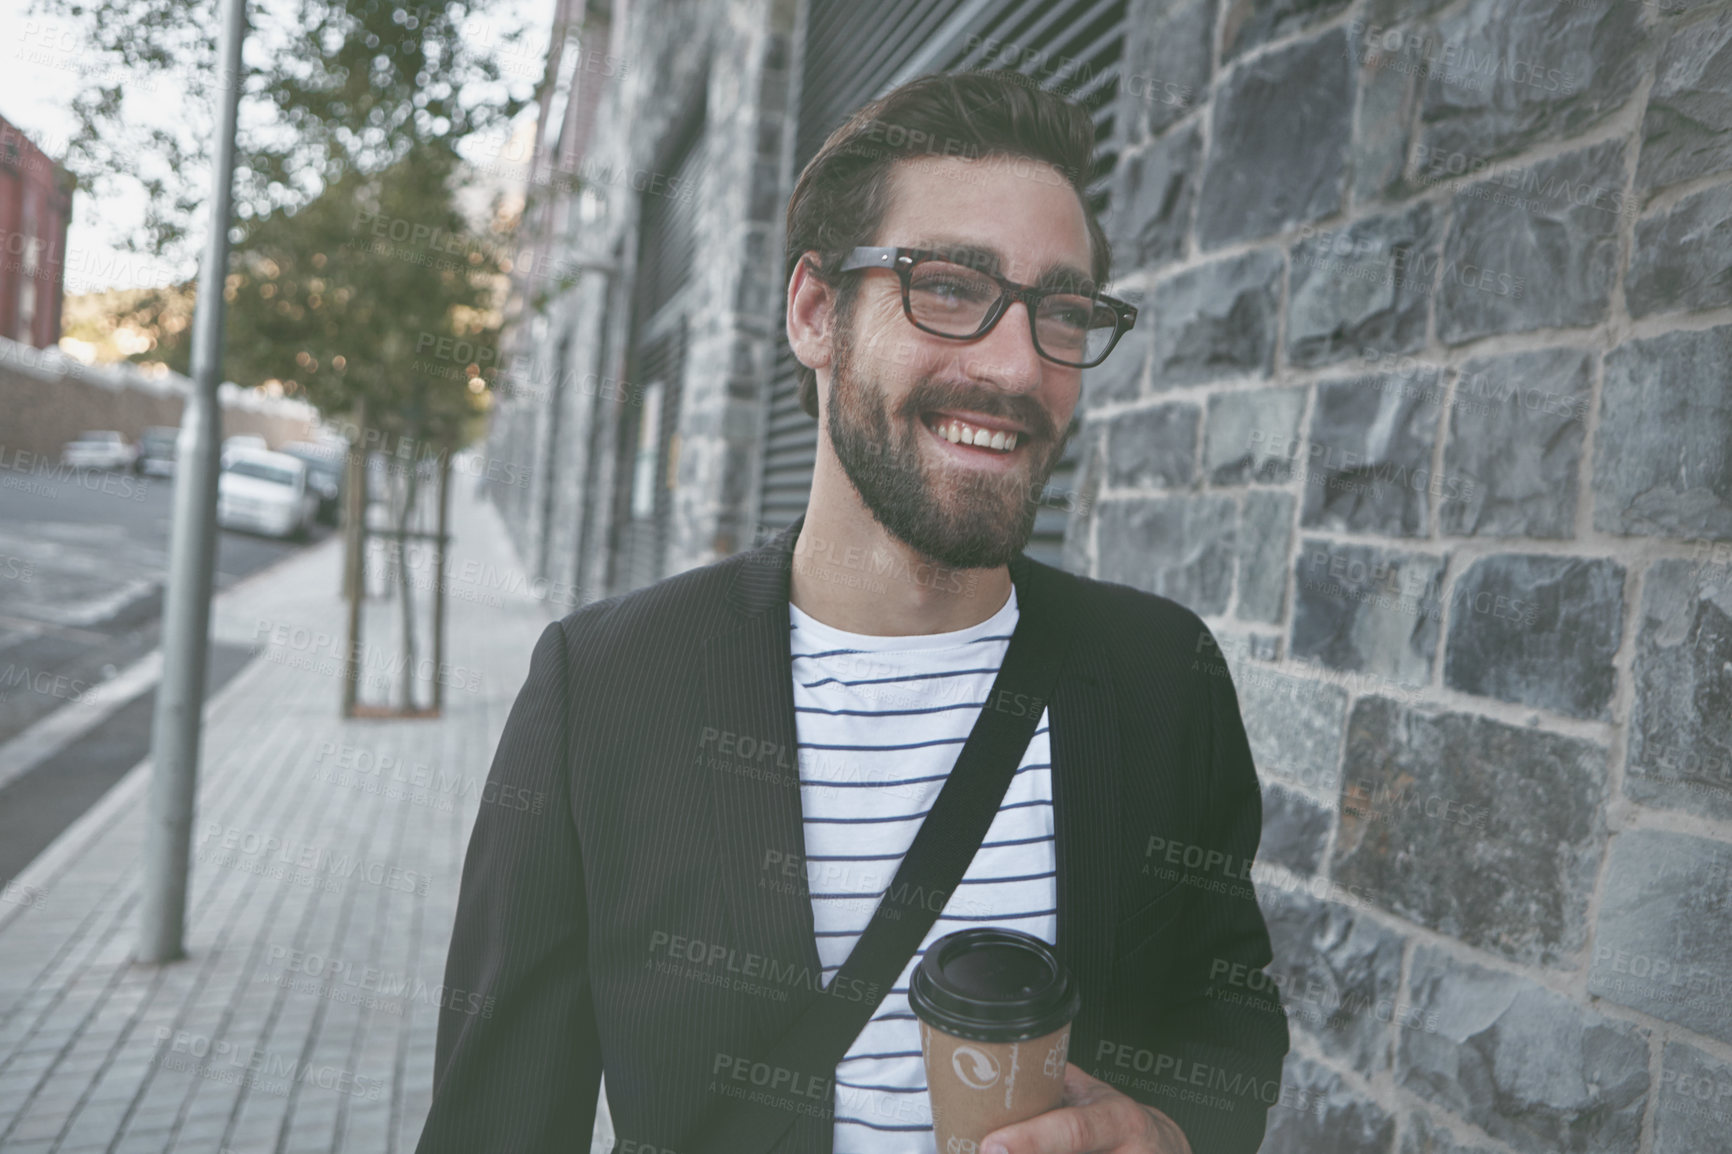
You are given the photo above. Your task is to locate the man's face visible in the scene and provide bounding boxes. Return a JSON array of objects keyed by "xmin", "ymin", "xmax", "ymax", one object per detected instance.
[{"xmin": 822, "ymin": 154, "xmax": 1094, "ymax": 570}]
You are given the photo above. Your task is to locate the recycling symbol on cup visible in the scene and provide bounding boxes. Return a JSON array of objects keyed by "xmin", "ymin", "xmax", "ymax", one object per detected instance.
[{"xmin": 952, "ymin": 1045, "xmax": 1001, "ymax": 1089}]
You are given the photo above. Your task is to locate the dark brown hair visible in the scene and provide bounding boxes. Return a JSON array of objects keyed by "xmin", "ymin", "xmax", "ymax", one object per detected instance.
[{"xmin": 784, "ymin": 70, "xmax": 1110, "ymax": 418}]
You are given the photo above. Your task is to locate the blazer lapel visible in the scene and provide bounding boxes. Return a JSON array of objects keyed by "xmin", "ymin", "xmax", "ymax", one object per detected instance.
[
  {"xmin": 700, "ymin": 515, "xmax": 827, "ymax": 1039},
  {"xmin": 1032, "ymin": 563, "xmax": 1121, "ymax": 1056}
]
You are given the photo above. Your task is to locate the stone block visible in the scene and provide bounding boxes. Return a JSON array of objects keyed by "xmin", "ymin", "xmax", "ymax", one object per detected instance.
[
  {"xmin": 1300, "ymin": 376, "xmax": 1443, "ymax": 537},
  {"xmin": 1197, "ymin": 30, "xmax": 1354, "ymax": 248},
  {"xmin": 1653, "ymin": 1040, "xmax": 1732, "ymax": 1154},
  {"xmin": 1399, "ymin": 1111, "xmax": 1503, "ymax": 1154},
  {"xmin": 1628, "ymin": 180, "xmax": 1732, "ymax": 317},
  {"xmin": 1104, "ymin": 402, "xmax": 1200, "ymax": 490},
  {"xmin": 1261, "ymin": 889, "xmax": 1407, "ymax": 1077},
  {"xmin": 1221, "ymin": 0, "xmax": 1352, "ymax": 62},
  {"xmin": 1148, "ymin": 250, "xmax": 1283, "ymax": 388},
  {"xmin": 1118, "ymin": 0, "xmax": 1214, "ymax": 141},
  {"xmin": 1260, "ymin": 1052, "xmax": 1396, "ymax": 1154},
  {"xmin": 1400, "ymin": 944, "xmax": 1650, "ymax": 1154},
  {"xmin": 1205, "ymin": 387, "xmax": 1306, "ymax": 485},
  {"xmin": 1082, "ymin": 321, "xmax": 1150, "ymax": 408},
  {"xmin": 1350, "ymin": 39, "xmax": 1420, "ymax": 205},
  {"xmin": 1588, "ymin": 829, "xmax": 1732, "ymax": 1044},
  {"xmin": 1287, "ymin": 203, "xmax": 1439, "ymax": 369},
  {"xmin": 1236, "ymin": 490, "xmax": 1296, "ymax": 623},
  {"xmin": 1625, "ymin": 557, "xmax": 1732, "ymax": 820},
  {"xmin": 1417, "ymin": 0, "xmax": 1648, "ymax": 163},
  {"xmin": 1259, "ymin": 783, "xmax": 1331, "ymax": 876},
  {"xmin": 1098, "ymin": 495, "xmax": 1237, "ymax": 615},
  {"xmin": 1436, "ymin": 141, "xmax": 1625, "ymax": 344},
  {"xmin": 1637, "ymin": 8, "xmax": 1732, "ymax": 191},
  {"xmin": 1334, "ymin": 698, "xmax": 1607, "ymax": 966},
  {"xmin": 1235, "ymin": 663, "xmax": 1349, "ymax": 798},
  {"xmin": 1109, "ymin": 123, "xmax": 1202, "ymax": 269},
  {"xmin": 1443, "ymin": 554, "xmax": 1625, "ymax": 720},
  {"xmin": 1292, "ymin": 540, "xmax": 1445, "ymax": 687},
  {"xmin": 1440, "ymin": 348, "xmax": 1592, "ymax": 538},
  {"xmin": 1594, "ymin": 324, "xmax": 1732, "ymax": 538}
]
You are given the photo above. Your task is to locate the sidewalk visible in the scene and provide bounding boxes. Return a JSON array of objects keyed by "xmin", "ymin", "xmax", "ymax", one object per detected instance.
[{"xmin": 0, "ymin": 475, "xmax": 578, "ymax": 1153}]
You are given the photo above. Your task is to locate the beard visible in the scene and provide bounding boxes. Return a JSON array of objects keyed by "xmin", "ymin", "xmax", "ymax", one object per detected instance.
[{"xmin": 824, "ymin": 323, "xmax": 1073, "ymax": 570}]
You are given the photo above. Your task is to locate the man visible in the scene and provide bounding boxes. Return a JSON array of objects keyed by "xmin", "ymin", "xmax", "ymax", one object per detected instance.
[{"xmin": 416, "ymin": 72, "xmax": 1288, "ymax": 1154}]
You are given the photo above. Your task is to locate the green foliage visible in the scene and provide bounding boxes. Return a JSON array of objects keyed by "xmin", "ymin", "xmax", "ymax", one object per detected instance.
[
  {"xmin": 32, "ymin": 0, "xmax": 540, "ymax": 449},
  {"xmin": 224, "ymin": 141, "xmax": 502, "ymax": 449}
]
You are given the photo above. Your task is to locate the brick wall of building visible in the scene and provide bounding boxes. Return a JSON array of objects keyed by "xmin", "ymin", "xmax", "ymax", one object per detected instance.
[{"xmin": 1075, "ymin": 0, "xmax": 1732, "ymax": 1148}]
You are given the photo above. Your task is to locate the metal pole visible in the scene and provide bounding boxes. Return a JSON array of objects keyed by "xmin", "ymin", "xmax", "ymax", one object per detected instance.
[{"xmin": 137, "ymin": 0, "xmax": 249, "ymax": 964}]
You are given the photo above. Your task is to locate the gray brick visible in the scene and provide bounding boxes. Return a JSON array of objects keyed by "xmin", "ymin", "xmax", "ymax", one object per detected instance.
[
  {"xmin": 1262, "ymin": 889, "xmax": 1406, "ymax": 1077},
  {"xmin": 1119, "ymin": 0, "xmax": 1213, "ymax": 141},
  {"xmin": 1109, "ymin": 123, "xmax": 1202, "ymax": 270},
  {"xmin": 1287, "ymin": 203, "xmax": 1439, "ymax": 369},
  {"xmin": 1443, "ymin": 554, "xmax": 1625, "ymax": 720},
  {"xmin": 1198, "ymin": 30, "xmax": 1355, "ymax": 247},
  {"xmin": 1300, "ymin": 376, "xmax": 1443, "ymax": 537},
  {"xmin": 1654, "ymin": 1040, "xmax": 1732, "ymax": 1154},
  {"xmin": 1104, "ymin": 402, "xmax": 1200, "ymax": 490},
  {"xmin": 1588, "ymin": 829, "xmax": 1732, "ymax": 1044},
  {"xmin": 1440, "ymin": 347, "xmax": 1592, "ymax": 538},
  {"xmin": 1436, "ymin": 141, "xmax": 1625, "ymax": 343},
  {"xmin": 1292, "ymin": 540, "xmax": 1445, "ymax": 687},
  {"xmin": 1148, "ymin": 249, "xmax": 1283, "ymax": 388},
  {"xmin": 1417, "ymin": 0, "xmax": 1648, "ymax": 163},
  {"xmin": 1235, "ymin": 664, "xmax": 1348, "ymax": 797},
  {"xmin": 1637, "ymin": 7, "xmax": 1732, "ymax": 191},
  {"xmin": 1625, "ymin": 557, "xmax": 1732, "ymax": 820},
  {"xmin": 1401, "ymin": 944, "xmax": 1649, "ymax": 1154},
  {"xmin": 1205, "ymin": 387, "xmax": 1306, "ymax": 486},
  {"xmin": 1261, "ymin": 1052, "xmax": 1395, "ymax": 1154},
  {"xmin": 1221, "ymin": 0, "xmax": 1353, "ymax": 62},
  {"xmin": 1097, "ymin": 495, "xmax": 1237, "ymax": 616},
  {"xmin": 1259, "ymin": 783, "xmax": 1331, "ymax": 876},
  {"xmin": 1335, "ymin": 698, "xmax": 1607, "ymax": 965},
  {"xmin": 1349, "ymin": 38, "xmax": 1421, "ymax": 205},
  {"xmin": 1236, "ymin": 490, "xmax": 1295, "ymax": 624},
  {"xmin": 1628, "ymin": 180, "xmax": 1732, "ymax": 317},
  {"xmin": 1594, "ymin": 324, "xmax": 1732, "ymax": 538}
]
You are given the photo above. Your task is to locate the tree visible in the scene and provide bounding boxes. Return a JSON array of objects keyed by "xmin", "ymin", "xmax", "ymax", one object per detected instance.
[{"xmin": 33, "ymin": 0, "xmax": 536, "ymax": 261}]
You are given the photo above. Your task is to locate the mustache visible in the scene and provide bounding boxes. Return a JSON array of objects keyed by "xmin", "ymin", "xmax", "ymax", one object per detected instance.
[{"xmin": 896, "ymin": 383, "xmax": 1058, "ymax": 443}]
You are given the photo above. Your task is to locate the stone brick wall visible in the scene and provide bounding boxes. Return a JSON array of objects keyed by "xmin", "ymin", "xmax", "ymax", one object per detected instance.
[
  {"xmin": 0, "ymin": 337, "xmax": 318, "ymax": 461},
  {"xmin": 486, "ymin": 0, "xmax": 797, "ymax": 601},
  {"xmin": 1074, "ymin": 0, "xmax": 1732, "ymax": 1149}
]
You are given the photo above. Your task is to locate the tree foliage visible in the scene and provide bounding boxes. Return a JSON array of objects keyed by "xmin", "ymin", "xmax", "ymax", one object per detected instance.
[{"xmin": 32, "ymin": 0, "xmax": 540, "ymax": 449}]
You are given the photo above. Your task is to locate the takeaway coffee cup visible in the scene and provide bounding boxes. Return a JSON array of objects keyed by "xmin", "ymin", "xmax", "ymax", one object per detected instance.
[{"xmin": 909, "ymin": 927, "xmax": 1082, "ymax": 1154}]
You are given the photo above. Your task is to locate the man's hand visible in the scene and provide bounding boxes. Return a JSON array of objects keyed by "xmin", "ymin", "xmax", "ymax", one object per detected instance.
[{"xmin": 979, "ymin": 1063, "xmax": 1194, "ymax": 1154}]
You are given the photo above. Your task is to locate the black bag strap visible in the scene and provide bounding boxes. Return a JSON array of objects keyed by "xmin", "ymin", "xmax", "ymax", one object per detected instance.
[{"xmin": 683, "ymin": 566, "xmax": 1072, "ymax": 1154}]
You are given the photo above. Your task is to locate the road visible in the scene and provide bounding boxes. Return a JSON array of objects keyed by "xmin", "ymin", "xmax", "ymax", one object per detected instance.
[{"xmin": 0, "ymin": 464, "xmax": 334, "ymax": 884}]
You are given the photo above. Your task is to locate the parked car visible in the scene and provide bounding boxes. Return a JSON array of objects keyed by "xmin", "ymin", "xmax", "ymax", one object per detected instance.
[
  {"xmin": 278, "ymin": 441, "xmax": 345, "ymax": 525},
  {"xmin": 217, "ymin": 449, "xmax": 317, "ymax": 539},
  {"xmin": 61, "ymin": 430, "xmax": 137, "ymax": 471},
  {"xmin": 220, "ymin": 434, "xmax": 269, "ymax": 467},
  {"xmin": 137, "ymin": 426, "xmax": 179, "ymax": 476}
]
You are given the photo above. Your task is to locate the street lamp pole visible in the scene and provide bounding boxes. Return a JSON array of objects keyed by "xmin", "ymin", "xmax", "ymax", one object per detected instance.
[{"xmin": 137, "ymin": 0, "xmax": 249, "ymax": 964}]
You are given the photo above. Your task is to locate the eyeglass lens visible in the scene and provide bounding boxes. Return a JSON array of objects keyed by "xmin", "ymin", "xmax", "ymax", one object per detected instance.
[{"xmin": 905, "ymin": 260, "xmax": 1117, "ymax": 365}]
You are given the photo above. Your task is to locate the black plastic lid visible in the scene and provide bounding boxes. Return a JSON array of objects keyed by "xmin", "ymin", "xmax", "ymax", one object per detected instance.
[{"xmin": 908, "ymin": 927, "xmax": 1082, "ymax": 1043}]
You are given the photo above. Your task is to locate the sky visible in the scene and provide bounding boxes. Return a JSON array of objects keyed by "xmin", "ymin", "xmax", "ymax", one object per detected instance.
[{"xmin": 0, "ymin": 0, "xmax": 555, "ymax": 297}]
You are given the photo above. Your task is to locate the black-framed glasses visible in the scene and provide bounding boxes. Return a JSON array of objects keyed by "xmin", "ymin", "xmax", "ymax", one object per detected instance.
[{"xmin": 834, "ymin": 245, "xmax": 1138, "ymax": 369}]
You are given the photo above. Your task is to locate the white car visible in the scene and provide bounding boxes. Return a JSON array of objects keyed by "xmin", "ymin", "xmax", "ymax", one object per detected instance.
[
  {"xmin": 61, "ymin": 430, "xmax": 138, "ymax": 471},
  {"xmin": 217, "ymin": 449, "xmax": 318, "ymax": 539}
]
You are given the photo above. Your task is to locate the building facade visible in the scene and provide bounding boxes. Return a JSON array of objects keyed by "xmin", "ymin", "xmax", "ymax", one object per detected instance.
[
  {"xmin": 0, "ymin": 113, "xmax": 75, "ymax": 350},
  {"xmin": 491, "ymin": 1, "xmax": 1732, "ymax": 1151}
]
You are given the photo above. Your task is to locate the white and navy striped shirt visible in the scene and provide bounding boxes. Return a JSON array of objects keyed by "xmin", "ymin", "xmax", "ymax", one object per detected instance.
[{"xmin": 788, "ymin": 586, "xmax": 1058, "ymax": 1153}]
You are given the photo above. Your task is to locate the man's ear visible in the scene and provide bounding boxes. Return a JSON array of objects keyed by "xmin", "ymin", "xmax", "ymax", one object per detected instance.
[{"xmin": 787, "ymin": 253, "xmax": 836, "ymax": 376}]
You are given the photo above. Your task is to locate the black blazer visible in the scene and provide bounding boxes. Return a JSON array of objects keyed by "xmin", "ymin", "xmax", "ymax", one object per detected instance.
[{"xmin": 414, "ymin": 514, "xmax": 1289, "ymax": 1154}]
